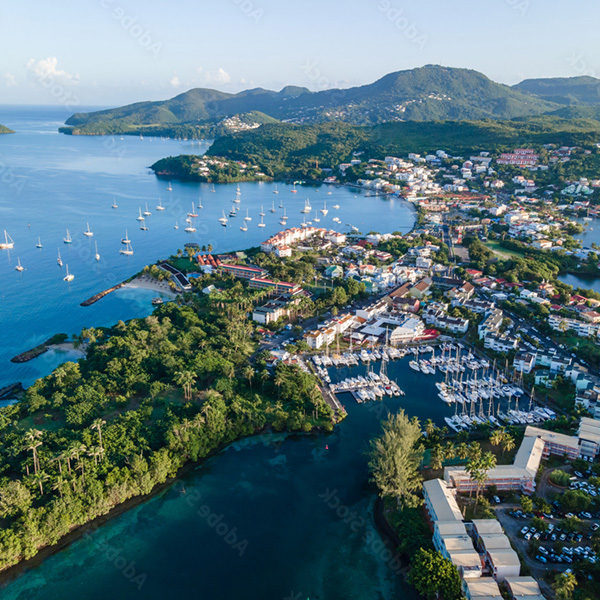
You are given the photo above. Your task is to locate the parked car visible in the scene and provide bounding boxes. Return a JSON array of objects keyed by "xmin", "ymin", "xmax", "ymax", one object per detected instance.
[
  {"xmin": 520, "ymin": 527, "xmax": 529, "ymax": 536},
  {"xmin": 538, "ymin": 547, "xmax": 549, "ymax": 555},
  {"xmin": 535, "ymin": 555, "xmax": 547, "ymax": 563},
  {"xmin": 524, "ymin": 532, "xmax": 532, "ymax": 541}
]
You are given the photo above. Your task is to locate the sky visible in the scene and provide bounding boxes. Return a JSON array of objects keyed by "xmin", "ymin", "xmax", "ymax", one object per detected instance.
[{"xmin": 1, "ymin": 0, "xmax": 599, "ymax": 109}]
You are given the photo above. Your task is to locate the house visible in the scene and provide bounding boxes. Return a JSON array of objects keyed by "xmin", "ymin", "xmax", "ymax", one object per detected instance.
[
  {"xmin": 478, "ymin": 309, "xmax": 503, "ymax": 340},
  {"xmin": 577, "ymin": 417, "xmax": 600, "ymax": 459},
  {"xmin": 504, "ymin": 577, "xmax": 545, "ymax": 600},
  {"xmin": 410, "ymin": 277, "xmax": 433, "ymax": 299},
  {"xmin": 524, "ymin": 426, "xmax": 580, "ymax": 460},
  {"xmin": 464, "ymin": 579, "xmax": 503, "ymax": 600},
  {"xmin": 389, "ymin": 318, "xmax": 425, "ymax": 344},
  {"xmin": 422, "ymin": 479, "xmax": 463, "ymax": 523},
  {"xmin": 486, "ymin": 548, "xmax": 521, "ymax": 582},
  {"xmin": 513, "ymin": 353, "xmax": 536, "ymax": 375},
  {"xmin": 444, "ymin": 436, "xmax": 544, "ymax": 495},
  {"xmin": 324, "ymin": 265, "xmax": 343, "ymax": 279},
  {"xmin": 220, "ymin": 264, "xmax": 267, "ymax": 280}
]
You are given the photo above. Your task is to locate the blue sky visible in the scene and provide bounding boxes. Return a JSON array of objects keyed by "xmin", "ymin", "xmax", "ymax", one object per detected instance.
[{"xmin": 1, "ymin": 0, "xmax": 599, "ymax": 107}]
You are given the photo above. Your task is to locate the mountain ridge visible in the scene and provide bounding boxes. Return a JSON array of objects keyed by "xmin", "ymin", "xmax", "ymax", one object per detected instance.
[{"xmin": 63, "ymin": 65, "xmax": 564, "ymax": 136}]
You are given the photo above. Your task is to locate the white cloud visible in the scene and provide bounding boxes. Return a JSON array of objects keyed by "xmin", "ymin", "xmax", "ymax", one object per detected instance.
[
  {"xmin": 168, "ymin": 74, "xmax": 181, "ymax": 87},
  {"xmin": 194, "ymin": 66, "xmax": 232, "ymax": 86},
  {"xmin": 3, "ymin": 72, "xmax": 17, "ymax": 87},
  {"xmin": 25, "ymin": 57, "xmax": 79, "ymax": 84}
]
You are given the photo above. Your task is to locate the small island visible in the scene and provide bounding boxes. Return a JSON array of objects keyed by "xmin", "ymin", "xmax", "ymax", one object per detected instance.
[{"xmin": 0, "ymin": 124, "xmax": 15, "ymax": 134}]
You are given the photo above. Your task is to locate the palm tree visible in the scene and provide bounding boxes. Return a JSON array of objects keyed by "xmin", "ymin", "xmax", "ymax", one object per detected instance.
[
  {"xmin": 174, "ymin": 370, "xmax": 196, "ymax": 401},
  {"xmin": 53, "ymin": 475, "xmax": 68, "ymax": 499},
  {"xmin": 243, "ymin": 366, "xmax": 255, "ymax": 389},
  {"xmin": 468, "ymin": 442, "xmax": 482, "ymax": 462},
  {"xmin": 553, "ymin": 572, "xmax": 577, "ymax": 600},
  {"xmin": 457, "ymin": 442, "xmax": 470, "ymax": 461},
  {"xmin": 490, "ymin": 429, "xmax": 505, "ymax": 448},
  {"xmin": 444, "ymin": 442, "xmax": 457, "ymax": 461},
  {"xmin": 502, "ymin": 434, "xmax": 516, "ymax": 458},
  {"xmin": 425, "ymin": 419, "xmax": 436, "ymax": 437},
  {"xmin": 91, "ymin": 418, "xmax": 106, "ymax": 458},
  {"xmin": 474, "ymin": 452, "xmax": 497, "ymax": 504},
  {"xmin": 33, "ymin": 471, "xmax": 50, "ymax": 495},
  {"xmin": 466, "ymin": 458, "xmax": 482, "ymax": 499},
  {"xmin": 24, "ymin": 429, "xmax": 43, "ymax": 475},
  {"xmin": 274, "ymin": 373, "xmax": 285, "ymax": 399},
  {"xmin": 430, "ymin": 444, "xmax": 445, "ymax": 470}
]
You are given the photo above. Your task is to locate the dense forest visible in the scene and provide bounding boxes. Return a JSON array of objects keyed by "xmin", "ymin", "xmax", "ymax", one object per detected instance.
[{"xmin": 0, "ymin": 298, "xmax": 335, "ymax": 572}]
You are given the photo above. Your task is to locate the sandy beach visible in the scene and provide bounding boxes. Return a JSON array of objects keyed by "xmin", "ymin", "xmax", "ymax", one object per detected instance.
[
  {"xmin": 122, "ymin": 275, "xmax": 178, "ymax": 297},
  {"xmin": 47, "ymin": 342, "xmax": 87, "ymax": 357}
]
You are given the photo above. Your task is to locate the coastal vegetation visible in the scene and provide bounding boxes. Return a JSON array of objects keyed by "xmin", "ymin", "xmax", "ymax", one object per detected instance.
[
  {"xmin": 0, "ymin": 299, "xmax": 335, "ymax": 572},
  {"xmin": 151, "ymin": 116, "xmax": 600, "ymax": 182},
  {"xmin": 0, "ymin": 125, "xmax": 15, "ymax": 134}
]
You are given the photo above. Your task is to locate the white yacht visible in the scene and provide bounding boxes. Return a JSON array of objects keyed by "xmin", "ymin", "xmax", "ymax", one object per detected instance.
[
  {"xmin": 83, "ymin": 222, "xmax": 94, "ymax": 237},
  {"xmin": 0, "ymin": 230, "xmax": 14, "ymax": 250},
  {"xmin": 63, "ymin": 264, "xmax": 74, "ymax": 281}
]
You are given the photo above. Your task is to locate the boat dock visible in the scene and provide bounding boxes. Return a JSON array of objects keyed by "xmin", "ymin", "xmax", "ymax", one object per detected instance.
[{"xmin": 81, "ymin": 282, "xmax": 123, "ymax": 307}]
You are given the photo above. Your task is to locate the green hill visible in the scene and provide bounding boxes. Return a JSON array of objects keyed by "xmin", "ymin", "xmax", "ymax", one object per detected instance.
[
  {"xmin": 63, "ymin": 65, "xmax": 561, "ymax": 136},
  {"xmin": 152, "ymin": 115, "xmax": 600, "ymax": 181},
  {"xmin": 514, "ymin": 76, "xmax": 600, "ymax": 105},
  {"xmin": 0, "ymin": 124, "xmax": 14, "ymax": 134}
]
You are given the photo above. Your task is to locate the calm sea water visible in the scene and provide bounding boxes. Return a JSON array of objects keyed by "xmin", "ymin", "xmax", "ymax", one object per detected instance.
[
  {"xmin": 0, "ymin": 106, "xmax": 414, "ymax": 391},
  {"xmin": 0, "ymin": 107, "xmax": 423, "ymax": 599},
  {"xmin": 559, "ymin": 217, "xmax": 600, "ymax": 293}
]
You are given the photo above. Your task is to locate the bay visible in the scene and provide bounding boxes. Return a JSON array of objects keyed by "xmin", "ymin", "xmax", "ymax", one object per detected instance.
[{"xmin": 0, "ymin": 106, "xmax": 415, "ymax": 390}]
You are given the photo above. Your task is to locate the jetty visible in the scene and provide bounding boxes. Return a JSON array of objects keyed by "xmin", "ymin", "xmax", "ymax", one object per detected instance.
[
  {"xmin": 0, "ymin": 382, "xmax": 23, "ymax": 400},
  {"xmin": 80, "ymin": 283, "xmax": 123, "ymax": 307}
]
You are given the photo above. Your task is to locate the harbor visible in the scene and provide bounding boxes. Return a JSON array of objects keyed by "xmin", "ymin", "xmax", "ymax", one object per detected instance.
[{"xmin": 309, "ymin": 341, "xmax": 558, "ymax": 432}]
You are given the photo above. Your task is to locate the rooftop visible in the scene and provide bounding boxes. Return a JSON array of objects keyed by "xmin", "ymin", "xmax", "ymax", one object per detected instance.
[{"xmin": 423, "ymin": 478, "xmax": 463, "ymax": 522}]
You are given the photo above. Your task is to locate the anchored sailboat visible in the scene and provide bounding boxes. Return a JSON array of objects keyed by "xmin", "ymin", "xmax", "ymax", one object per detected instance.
[
  {"xmin": 15, "ymin": 257, "xmax": 24, "ymax": 272},
  {"xmin": 83, "ymin": 222, "xmax": 94, "ymax": 237},
  {"xmin": 94, "ymin": 241, "xmax": 100, "ymax": 261},
  {"xmin": 63, "ymin": 229, "xmax": 72, "ymax": 244},
  {"xmin": 0, "ymin": 230, "xmax": 14, "ymax": 250},
  {"xmin": 63, "ymin": 264, "xmax": 74, "ymax": 281},
  {"xmin": 120, "ymin": 242, "xmax": 134, "ymax": 256},
  {"xmin": 57, "ymin": 249, "xmax": 63, "ymax": 267},
  {"xmin": 156, "ymin": 198, "xmax": 165, "ymax": 211}
]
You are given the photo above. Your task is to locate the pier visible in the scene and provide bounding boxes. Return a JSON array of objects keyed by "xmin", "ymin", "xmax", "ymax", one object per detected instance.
[{"xmin": 80, "ymin": 283, "xmax": 123, "ymax": 307}]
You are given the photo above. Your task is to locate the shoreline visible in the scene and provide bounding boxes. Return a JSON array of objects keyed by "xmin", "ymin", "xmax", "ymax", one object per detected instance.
[
  {"xmin": 0, "ymin": 427, "xmax": 325, "ymax": 587},
  {"xmin": 121, "ymin": 275, "xmax": 177, "ymax": 297}
]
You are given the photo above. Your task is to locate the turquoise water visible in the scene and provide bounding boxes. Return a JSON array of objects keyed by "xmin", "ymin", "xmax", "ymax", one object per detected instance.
[{"xmin": 0, "ymin": 106, "xmax": 415, "ymax": 390}]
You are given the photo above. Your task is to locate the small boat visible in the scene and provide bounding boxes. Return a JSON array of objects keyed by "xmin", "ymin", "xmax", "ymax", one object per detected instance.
[
  {"xmin": 259, "ymin": 205, "xmax": 265, "ymax": 217},
  {"xmin": 211, "ymin": 184, "xmax": 216, "ymax": 193},
  {"xmin": 258, "ymin": 215, "xmax": 266, "ymax": 228},
  {"xmin": 301, "ymin": 198, "xmax": 311, "ymax": 214},
  {"xmin": 333, "ymin": 204, "xmax": 340, "ymax": 209},
  {"xmin": 137, "ymin": 208, "xmax": 144, "ymax": 221},
  {"xmin": 139, "ymin": 218, "xmax": 148, "ymax": 231},
  {"xmin": 15, "ymin": 257, "xmax": 24, "ymax": 272},
  {"xmin": 270, "ymin": 201, "xmax": 276, "ymax": 213},
  {"xmin": 273, "ymin": 185, "xmax": 279, "ymax": 194},
  {"xmin": 166, "ymin": 182, "xmax": 173, "ymax": 191},
  {"xmin": 151, "ymin": 297, "xmax": 164, "ymax": 305},
  {"xmin": 111, "ymin": 199, "xmax": 118, "ymax": 209},
  {"xmin": 63, "ymin": 264, "xmax": 74, "ymax": 281},
  {"xmin": 219, "ymin": 210, "xmax": 228, "ymax": 226},
  {"xmin": 244, "ymin": 209, "xmax": 252, "ymax": 222},
  {"xmin": 184, "ymin": 225, "xmax": 196, "ymax": 232},
  {"xmin": 233, "ymin": 186, "xmax": 241, "ymax": 203},
  {"xmin": 120, "ymin": 242, "xmax": 134, "ymax": 256},
  {"xmin": 321, "ymin": 201, "xmax": 328, "ymax": 216},
  {"xmin": 229, "ymin": 204, "xmax": 237, "ymax": 217},
  {"xmin": 121, "ymin": 230, "xmax": 131, "ymax": 244},
  {"xmin": 36, "ymin": 237, "xmax": 43, "ymax": 249},
  {"xmin": 188, "ymin": 202, "xmax": 198, "ymax": 218},
  {"xmin": 0, "ymin": 230, "xmax": 14, "ymax": 250},
  {"xmin": 291, "ymin": 183, "xmax": 298, "ymax": 193},
  {"xmin": 174, "ymin": 221, "xmax": 179, "ymax": 230},
  {"xmin": 94, "ymin": 241, "xmax": 100, "ymax": 261},
  {"xmin": 63, "ymin": 229, "xmax": 72, "ymax": 244},
  {"xmin": 143, "ymin": 203, "xmax": 152, "ymax": 217},
  {"xmin": 156, "ymin": 198, "xmax": 166, "ymax": 211},
  {"xmin": 83, "ymin": 222, "xmax": 94, "ymax": 237},
  {"xmin": 313, "ymin": 209, "xmax": 320, "ymax": 223},
  {"xmin": 240, "ymin": 223, "xmax": 248, "ymax": 232},
  {"xmin": 57, "ymin": 249, "xmax": 63, "ymax": 267},
  {"xmin": 279, "ymin": 208, "xmax": 288, "ymax": 226},
  {"xmin": 198, "ymin": 197, "xmax": 203, "ymax": 209}
]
